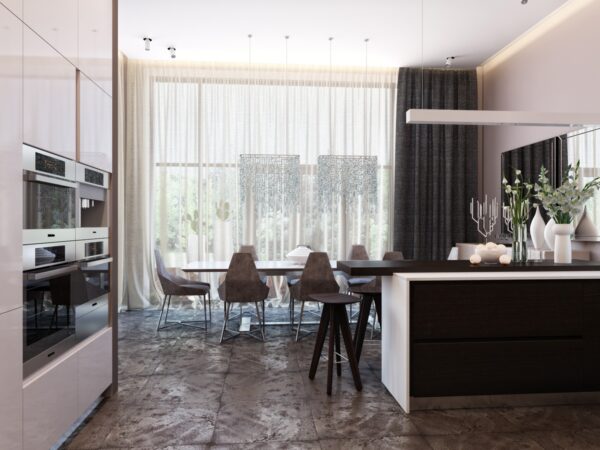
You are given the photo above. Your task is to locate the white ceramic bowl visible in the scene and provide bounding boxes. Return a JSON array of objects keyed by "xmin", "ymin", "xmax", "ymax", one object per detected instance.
[{"xmin": 475, "ymin": 247, "xmax": 507, "ymax": 263}]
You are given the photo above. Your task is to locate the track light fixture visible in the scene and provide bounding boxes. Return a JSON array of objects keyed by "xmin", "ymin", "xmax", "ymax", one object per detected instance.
[
  {"xmin": 143, "ymin": 37, "xmax": 152, "ymax": 51},
  {"xmin": 168, "ymin": 46, "xmax": 176, "ymax": 59},
  {"xmin": 445, "ymin": 56, "xmax": 455, "ymax": 68}
]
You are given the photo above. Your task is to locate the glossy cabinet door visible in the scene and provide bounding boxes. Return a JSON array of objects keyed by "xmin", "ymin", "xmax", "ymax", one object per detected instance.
[
  {"xmin": 23, "ymin": 0, "xmax": 77, "ymax": 64},
  {"xmin": 78, "ymin": 327, "xmax": 112, "ymax": 415},
  {"xmin": 24, "ymin": 25, "xmax": 76, "ymax": 159},
  {"xmin": 0, "ymin": 0, "xmax": 22, "ymax": 18},
  {"xmin": 0, "ymin": 309, "xmax": 23, "ymax": 450},
  {"xmin": 0, "ymin": 4, "xmax": 22, "ymax": 315},
  {"xmin": 23, "ymin": 349, "xmax": 78, "ymax": 450},
  {"xmin": 79, "ymin": 0, "xmax": 112, "ymax": 94},
  {"xmin": 79, "ymin": 72, "xmax": 112, "ymax": 172}
]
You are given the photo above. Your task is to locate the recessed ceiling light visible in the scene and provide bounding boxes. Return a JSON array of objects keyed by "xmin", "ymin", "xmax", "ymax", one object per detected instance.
[
  {"xmin": 445, "ymin": 56, "xmax": 455, "ymax": 68},
  {"xmin": 143, "ymin": 37, "xmax": 152, "ymax": 51},
  {"xmin": 521, "ymin": 0, "xmax": 528, "ymax": 4},
  {"xmin": 168, "ymin": 46, "xmax": 176, "ymax": 59}
]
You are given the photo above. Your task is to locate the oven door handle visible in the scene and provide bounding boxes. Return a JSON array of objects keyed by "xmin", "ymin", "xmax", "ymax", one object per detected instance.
[
  {"xmin": 80, "ymin": 257, "xmax": 113, "ymax": 268},
  {"xmin": 26, "ymin": 263, "xmax": 80, "ymax": 281},
  {"xmin": 24, "ymin": 172, "xmax": 78, "ymax": 189}
]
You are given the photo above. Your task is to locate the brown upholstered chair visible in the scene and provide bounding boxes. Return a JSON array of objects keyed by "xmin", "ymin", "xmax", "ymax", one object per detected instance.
[
  {"xmin": 218, "ymin": 252, "xmax": 269, "ymax": 343},
  {"xmin": 289, "ymin": 252, "xmax": 339, "ymax": 341},
  {"xmin": 155, "ymin": 249, "xmax": 211, "ymax": 331},
  {"xmin": 238, "ymin": 244, "xmax": 259, "ymax": 261},
  {"xmin": 345, "ymin": 244, "xmax": 375, "ymax": 289}
]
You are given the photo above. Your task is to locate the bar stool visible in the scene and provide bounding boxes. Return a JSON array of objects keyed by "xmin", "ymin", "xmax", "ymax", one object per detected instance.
[
  {"xmin": 350, "ymin": 251, "xmax": 404, "ymax": 363},
  {"xmin": 308, "ymin": 293, "xmax": 362, "ymax": 395}
]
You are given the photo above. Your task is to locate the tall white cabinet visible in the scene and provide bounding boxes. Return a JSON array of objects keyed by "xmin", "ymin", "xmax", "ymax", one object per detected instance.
[
  {"xmin": 0, "ymin": 4, "xmax": 23, "ymax": 449},
  {"xmin": 0, "ymin": 0, "xmax": 114, "ymax": 448}
]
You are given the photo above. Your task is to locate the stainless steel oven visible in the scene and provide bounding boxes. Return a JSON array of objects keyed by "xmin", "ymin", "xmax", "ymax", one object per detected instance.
[
  {"xmin": 76, "ymin": 237, "xmax": 109, "ymax": 261},
  {"xmin": 23, "ymin": 263, "xmax": 87, "ymax": 377},
  {"xmin": 23, "ymin": 144, "xmax": 77, "ymax": 245},
  {"xmin": 76, "ymin": 257, "xmax": 111, "ymax": 341},
  {"xmin": 23, "ymin": 241, "xmax": 77, "ymax": 271}
]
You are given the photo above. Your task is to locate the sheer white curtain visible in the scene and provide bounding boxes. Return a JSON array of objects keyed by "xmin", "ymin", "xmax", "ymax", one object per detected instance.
[
  {"xmin": 122, "ymin": 59, "xmax": 397, "ymax": 309},
  {"xmin": 568, "ymin": 127, "xmax": 600, "ymax": 228}
]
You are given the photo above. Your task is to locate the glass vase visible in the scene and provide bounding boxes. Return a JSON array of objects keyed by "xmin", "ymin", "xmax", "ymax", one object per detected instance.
[{"xmin": 512, "ymin": 223, "xmax": 528, "ymax": 263}]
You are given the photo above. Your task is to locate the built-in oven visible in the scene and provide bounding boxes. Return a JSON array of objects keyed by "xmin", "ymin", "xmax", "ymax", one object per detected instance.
[
  {"xmin": 23, "ymin": 263, "xmax": 86, "ymax": 377},
  {"xmin": 23, "ymin": 241, "xmax": 77, "ymax": 271},
  {"xmin": 23, "ymin": 144, "xmax": 77, "ymax": 245},
  {"xmin": 23, "ymin": 257, "xmax": 111, "ymax": 377},
  {"xmin": 76, "ymin": 257, "xmax": 111, "ymax": 342},
  {"xmin": 76, "ymin": 237, "xmax": 109, "ymax": 261}
]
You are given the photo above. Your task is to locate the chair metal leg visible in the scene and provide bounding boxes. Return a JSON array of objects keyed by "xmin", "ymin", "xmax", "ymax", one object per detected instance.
[
  {"xmin": 295, "ymin": 301, "xmax": 305, "ymax": 342},
  {"xmin": 208, "ymin": 291, "xmax": 212, "ymax": 322},
  {"xmin": 255, "ymin": 301, "xmax": 265, "ymax": 341},
  {"xmin": 338, "ymin": 304, "xmax": 363, "ymax": 391},
  {"xmin": 203, "ymin": 295, "xmax": 207, "ymax": 328},
  {"xmin": 156, "ymin": 294, "xmax": 168, "ymax": 331},
  {"xmin": 220, "ymin": 302, "xmax": 230, "ymax": 343},
  {"xmin": 164, "ymin": 295, "xmax": 172, "ymax": 323}
]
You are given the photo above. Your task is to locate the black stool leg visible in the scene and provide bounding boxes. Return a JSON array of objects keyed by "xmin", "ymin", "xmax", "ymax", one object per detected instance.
[
  {"xmin": 334, "ymin": 312, "xmax": 341, "ymax": 377},
  {"xmin": 327, "ymin": 304, "xmax": 335, "ymax": 395},
  {"xmin": 374, "ymin": 295, "xmax": 382, "ymax": 328},
  {"xmin": 353, "ymin": 295, "xmax": 373, "ymax": 364},
  {"xmin": 309, "ymin": 304, "xmax": 330, "ymax": 380},
  {"xmin": 338, "ymin": 304, "xmax": 362, "ymax": 391}
]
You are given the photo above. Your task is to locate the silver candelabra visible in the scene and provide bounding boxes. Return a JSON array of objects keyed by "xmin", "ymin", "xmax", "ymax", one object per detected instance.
[
  {"xmin": 470, "ymin": 196, "xmax": 498, "ymax": 241},
  {"xmin": 502, "ymin": 205, "xmax": 514, "ymax": 233}
]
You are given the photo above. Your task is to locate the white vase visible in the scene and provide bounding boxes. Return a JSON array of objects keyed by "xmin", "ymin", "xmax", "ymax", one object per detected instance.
[
  {"xmin": 544, "ymin": 218, "xmax": 556, "ymax": 250},
  {"xmin": 214, "ymin": 220, "xmax": 233, "ymax": 260},
  {"xmin": 553, "ymin": 223, "xmax": 573, "ymax": 264},
  {"xmin": 575, "ymin": 206, "xmax": 599, "ymax": 238},
  {"xmin": 530, "ymin": 205, "xmax": 546, "ymax": 250}
]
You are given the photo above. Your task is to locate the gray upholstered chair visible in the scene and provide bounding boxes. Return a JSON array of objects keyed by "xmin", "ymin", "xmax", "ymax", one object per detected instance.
[
  {"xmin": 290, "ymin": 252, "xmax": 339, "ymax": 341},
  {"xmin": 345, "ymin": 244, "xmax": 375, "ymax": 289},
  {"xmin": 155, "ymin": 249, "xmax": 212, "ymax": 331},
  {"xmin": 218, "ymin": 252, "xmax": 269, "ymax": 343}
]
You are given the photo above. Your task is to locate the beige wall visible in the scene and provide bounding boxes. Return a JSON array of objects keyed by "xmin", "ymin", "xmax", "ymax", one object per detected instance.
[{"xmin": 480, "ymin": 0, "xmax": 600, "ymax": 205}]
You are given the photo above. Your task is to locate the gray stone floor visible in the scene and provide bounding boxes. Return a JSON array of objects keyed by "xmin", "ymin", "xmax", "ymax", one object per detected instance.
[{"xmin": 61, "ymin": 307, "xmax": 600, "ymax": 449}]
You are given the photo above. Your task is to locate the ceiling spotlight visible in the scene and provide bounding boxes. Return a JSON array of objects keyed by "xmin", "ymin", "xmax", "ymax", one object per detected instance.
[
  {"xmin": 445, "ymin": 56, "xmax": 455, "ymax": 68},
  {"xmin": 168, "ymin": 46, "xmax": 176, "ymax": 59},
  {"xmin": 521, "ymin": 0, "xmax": 528, "ymax": 4},
  {"xmin": 143, "ymin": 37, "xmax": 152, "ymax": 51}
]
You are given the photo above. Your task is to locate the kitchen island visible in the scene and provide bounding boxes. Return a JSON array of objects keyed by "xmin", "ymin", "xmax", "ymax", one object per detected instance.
[{"xmin": 337, "ymin": 260, "xmax": 600, "ymax": 413}]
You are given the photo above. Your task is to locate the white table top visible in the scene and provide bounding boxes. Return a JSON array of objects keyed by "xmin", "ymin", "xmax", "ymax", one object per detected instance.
[{"xmin": 183, "ymin": 260, "xmax": 338, "ymax": 275}]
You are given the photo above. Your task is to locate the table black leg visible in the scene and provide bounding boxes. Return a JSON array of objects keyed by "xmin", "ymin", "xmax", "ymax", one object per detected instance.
[
  {"xmin": 338, "ymin": 304, "xmax": 363, "ymax": 391},
  {"xmin": 309, "ymin": 304, "xmax": 330, "ymax": 380},
  {"xmin": 353, "ymin": 295, "xmax": 373, "ymax": 364}
]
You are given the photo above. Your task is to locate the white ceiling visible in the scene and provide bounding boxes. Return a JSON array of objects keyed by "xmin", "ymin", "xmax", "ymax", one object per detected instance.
[{"xmin": 119, "ymin": 0, "xmax": 568, "ymax": 68}]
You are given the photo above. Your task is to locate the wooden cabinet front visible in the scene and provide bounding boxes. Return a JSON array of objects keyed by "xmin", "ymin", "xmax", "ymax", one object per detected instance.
[{"xmin": 410, "ymin": 280, "xmax": 600, "ymax": 397}]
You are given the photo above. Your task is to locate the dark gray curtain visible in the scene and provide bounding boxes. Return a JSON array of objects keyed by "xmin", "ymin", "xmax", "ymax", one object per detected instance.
[
  {"xmin": 393, "ymin": 67, "xmax": 478, "ymax": 260},
  {"xmin": 500, "ymin": 135, "xmax": 568, "ymax": 232}
]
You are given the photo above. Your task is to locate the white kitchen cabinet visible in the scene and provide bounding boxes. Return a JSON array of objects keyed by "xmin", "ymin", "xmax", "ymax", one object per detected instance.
[
  {"xmin": 79, "ymin": 72, "xmax": 112, "ymax": 172},
  {"xmin": 23, "ymin": 345, "xmax": 78, "ymax": 450},
  {"xmin": 78, "ymin": 0, "xmax": 112, "ymax": 94},
  {"xmin": 0, "ymin": 3, "xmax": 22, "ymax": 315},
  {"xmin": 78, "ymin": 327, "xmax": 112, "ymax": 415},
  {"xmin": 24, "ymin": 25, "xmax": 76, "ymax": 160},
  {"xmin": 0, "ymin": 309, "xmax": 23, "ymax": 450},
  {"xmin": 23, "ymin": 0, "xmax": 78, "ymax": 64},
  {"xmin": 0, "ymin": 0, "xmax": 22, "ymax": 18}
]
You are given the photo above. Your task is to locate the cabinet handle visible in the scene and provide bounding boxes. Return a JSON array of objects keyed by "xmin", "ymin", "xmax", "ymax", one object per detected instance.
[
  {"xmin": 92, "ymin": 302, "xmax": 98, "ymax": 307},
  {"xmin": 47, "ymin": 351, "xmax": 55, "ymax": 358},
  {"xmin": 47, "ymin": 233, "xmax": 55, "ymax": 237}
]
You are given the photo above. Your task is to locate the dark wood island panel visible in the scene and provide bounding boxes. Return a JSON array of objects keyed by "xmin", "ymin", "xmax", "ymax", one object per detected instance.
[{"xmin": 409, "ymin": 279, "xmax": 600, "ymax": 397}]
